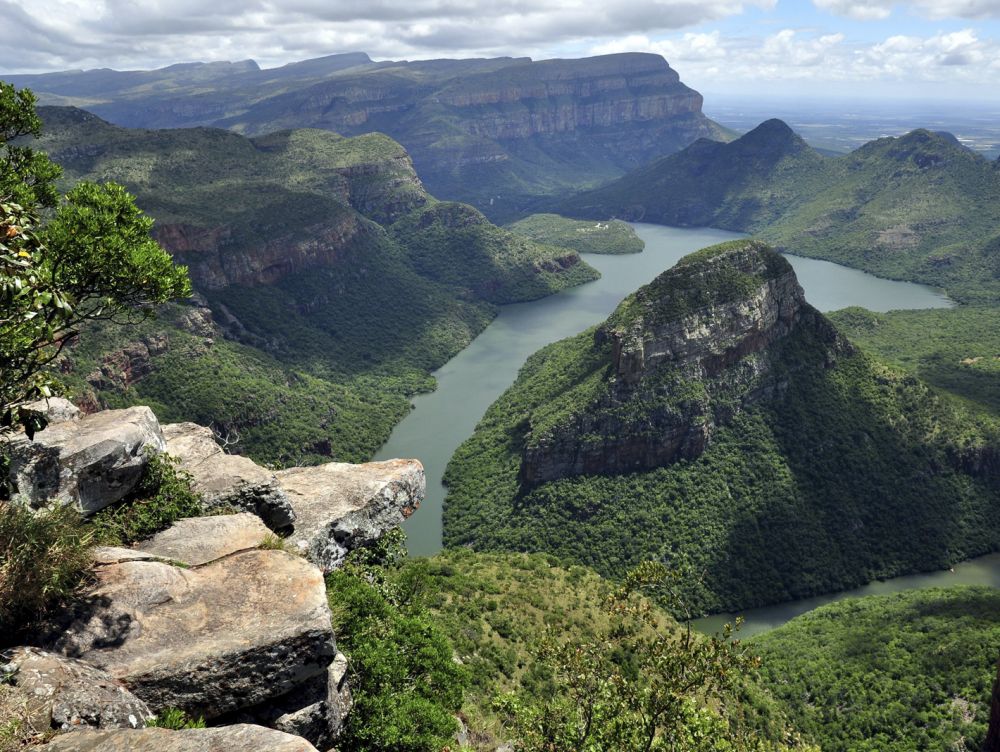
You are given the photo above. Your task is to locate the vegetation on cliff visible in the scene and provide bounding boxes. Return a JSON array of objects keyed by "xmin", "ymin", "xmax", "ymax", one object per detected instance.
[
  {"xmin": 442, "ymin": 241, "xmax": 1000, "ymax": 615},
  {"xmin": 559, "ymin": 120, "xmax": 1000, "ymax": 303},
  {"xmin": 755, "ymin": 586, "xmax": 1000, "ymax": 751},
  {"xmin": 506, "ymin": 214, "xmax": 644, "ymax": 255},
  {"xmin": 391, "ymin": 203, "xmax": 599, "ymax": 304}
]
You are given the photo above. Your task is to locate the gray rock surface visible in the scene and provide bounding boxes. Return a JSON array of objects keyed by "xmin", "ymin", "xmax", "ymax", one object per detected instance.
[
  {"xmin": 134, "ymin": 513, "xmax": 270, "ymax": 566},
  {"xmin": 162, "ymin": 423, "xmax": 294, "ymax": 530},
  {"xmin": 256, "ymin": 651, "xmax": 351, "ymax": 750},
  {"xmin": 55, "ymin": 549, "xmax": 335, "ymax": 718},
  {"xmin": 7, "ymin": 406, "xmax": 165, "ymax": 514},
  {"xmin": 20, "ymin": 397, "xmax": 82, "ymax": 425},
  {"xmin": 43, "ymin": 724, "xmax": 320, "ymax": 751},
  {"xmin": 1, "ymin": 647, "xmax": 151, "ymax": 731},
  {"xmin": 275, "ymin": 458, "xmax": 425, "ymax": 570}
]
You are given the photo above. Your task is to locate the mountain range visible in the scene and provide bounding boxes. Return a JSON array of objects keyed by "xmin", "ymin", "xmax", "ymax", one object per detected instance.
[{"xmin": 5, "ymin": 52, "xmax": 727, "ymax": 221}]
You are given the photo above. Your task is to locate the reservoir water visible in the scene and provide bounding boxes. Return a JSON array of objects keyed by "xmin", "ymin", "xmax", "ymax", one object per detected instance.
[{"xmin": 375, "ymin": 222, "xmax": 962, "ymax": 633}]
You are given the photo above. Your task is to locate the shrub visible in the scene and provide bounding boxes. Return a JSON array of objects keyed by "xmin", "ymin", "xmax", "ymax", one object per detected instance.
[
  {"xmin": 90, "ymin": 452, "xmax": 203, "ymax": 546},
  {"xmin": 146, "ymin": 708, "xmax": 206, "ymax": 730},
  {"xmin": 325, "ymin": 528, "xmax": 469, "ymax": 752},
  {"xmin": 0, "ymin": 501, "xmax": 92, "ymax": 644}
]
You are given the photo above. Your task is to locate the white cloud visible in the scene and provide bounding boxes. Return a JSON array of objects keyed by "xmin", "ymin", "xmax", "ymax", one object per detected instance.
[
  {"xmin": 0, "ymin": 0, "xmax": 775, "ymax": 72},
  {"xmin": 590, "ymin": 24, "xmax": 1000, "ymax": 94},
  {"xmin": 813, "ymin": 0, "xmax": 1000, "ymax": 20}
]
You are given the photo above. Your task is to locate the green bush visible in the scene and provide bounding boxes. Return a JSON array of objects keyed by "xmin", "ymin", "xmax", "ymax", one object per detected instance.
[
  {"xmin": 0, "ymin": 501, "xmax": 92, "ymax": 644},
  {"xmin": 326, "ymin": 530, "xmax": 468, "ymax": 752},
  {"xmin": 90, "ymin": 452, "xmax": 203, "ymax": 545}
]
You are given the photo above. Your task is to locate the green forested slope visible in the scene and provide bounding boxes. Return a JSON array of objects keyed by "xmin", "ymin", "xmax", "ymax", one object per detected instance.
[
  {"xmin": 443, "ymin": 243, "xmax": 1000, "ymax": 615},
  {"xmin": 755, "ymin": 586, "xmax": 1000, "ymax": 752},
  {"xmin": 829, "ymin": 306, "xmax": 1000, "ymax": 419},
  {"xmin": 506, "ymin": 213, "xmax": 645, "ymax": 255},
  {"xmin": 559, "ymin": 120, "xmax": 1000, "ymax": 303},
  {"xmin": 30, "ymin": 105, "xmax": 595, "ymax": 464}
]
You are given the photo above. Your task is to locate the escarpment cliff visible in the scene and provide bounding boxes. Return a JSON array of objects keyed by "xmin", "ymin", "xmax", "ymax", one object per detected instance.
[
  {"xmin": 519, "ymin": 241, "xmax": 847, "ymax": 486},
  {"xmin": 18, "ymin": 53, "xmax": 726, "ymax": 218},
  {"xmin": 431, "ymin": 54, "xmax": 704, "ymax": 140}
]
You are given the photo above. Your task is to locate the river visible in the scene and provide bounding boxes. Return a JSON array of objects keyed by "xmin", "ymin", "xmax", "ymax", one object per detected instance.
[{"xmin": 375, "ymin": 222, "xmax": 966, "ymax": 634}]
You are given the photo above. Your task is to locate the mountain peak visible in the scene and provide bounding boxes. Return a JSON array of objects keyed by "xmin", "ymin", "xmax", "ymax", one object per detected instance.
[
  {"xmin": 606, "ymin": 239, "xmax": 798, "ymax": 335},
  {"xmin": 518, "ymin": 239, "xmax": 845, "ymax": 487}
]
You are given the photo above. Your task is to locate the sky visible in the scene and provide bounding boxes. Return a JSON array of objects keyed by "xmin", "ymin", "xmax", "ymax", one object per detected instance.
[{"xmin": 4, "ymin": 0, "xmax": 1000, "ymax": 101}]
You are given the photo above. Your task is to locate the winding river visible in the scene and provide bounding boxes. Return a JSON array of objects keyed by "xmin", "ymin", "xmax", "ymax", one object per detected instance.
[{"xmin": 375, "ymin": 222, "xmax": 970, "ymax": 635}]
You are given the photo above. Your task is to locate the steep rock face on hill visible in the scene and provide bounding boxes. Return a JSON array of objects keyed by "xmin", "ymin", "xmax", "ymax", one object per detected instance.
[{"xmin": 519, "ymin": 242, "xmax": 846, "ymax": 486}]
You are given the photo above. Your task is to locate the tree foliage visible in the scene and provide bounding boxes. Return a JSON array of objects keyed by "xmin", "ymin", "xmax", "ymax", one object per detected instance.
[
  {"xmin": 493, "ymin": 562, "xmax": 809, "ymax": 752},
  {"xmin": 0, "ymin": 82, "xmax": 189, "ymax": 432}
]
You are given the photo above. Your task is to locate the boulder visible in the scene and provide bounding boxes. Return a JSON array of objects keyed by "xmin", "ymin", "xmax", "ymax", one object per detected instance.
[
  {"xmin": 54, "ymin": 549, "xmax": 335, "ymax": 719},
  {"xmin": 252, "ymin": 651, "xmax": 351, "ymax": 749},
  {"xmin": 1, "ymin": 647, "xmax": 152, "ymax": 731},
  {"xmin": 134, "ymin": 513, "xmax": 271, "ymax": 566},
  {"xmin": 20, "ymin": 397, "xmax": 82, "ymax": 425},
  {"xmin": 275, "ymin": 459, "xmax": 425, "ymax": 570},
  {"xmin": 7, "ymin": 406, "xmax": 165, "ymax": 514},
  {"xmin": 161, "ymin": 423, "xmax": 294, "ymax": 530},
  {"xmin": 43, "ymin": 724, "xmax": 320, "ymax": 751}
]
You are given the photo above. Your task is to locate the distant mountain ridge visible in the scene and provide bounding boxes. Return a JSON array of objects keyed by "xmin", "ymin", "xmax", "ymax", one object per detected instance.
[
  {"xmin": 558, "ymin": 118, "xmax": 1000, "ymax": 303},
  {"xmin": 4, "ymin": 52, "xmax": 726, "ymax": 220}
]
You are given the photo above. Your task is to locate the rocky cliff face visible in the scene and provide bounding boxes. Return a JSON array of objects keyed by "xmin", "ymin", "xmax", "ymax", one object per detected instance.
[
  {"xmin": 520, "ymin": 241, "xmax": 849, "ymax": 486},
  {"xmin": 434, "ymin": 54, "xmax": 704, "ymax": 140},
  {"xmin": 152, "ymin": 213, "xmax": 377, "ymax": 290}
]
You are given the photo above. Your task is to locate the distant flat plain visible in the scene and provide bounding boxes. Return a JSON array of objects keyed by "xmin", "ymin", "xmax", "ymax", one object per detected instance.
[{"xmin": 707, "ymin": 95, "xmax": 1000, "ymax": 158}]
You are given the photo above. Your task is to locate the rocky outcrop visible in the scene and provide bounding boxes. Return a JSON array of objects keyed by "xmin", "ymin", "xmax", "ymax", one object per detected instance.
[
  {"xmin": 248, "ymin": 652, "xmax": 352, "ymax": 749},
  {"xmin": 152, "ymin": 213, "xmax": 376, "ymax": 290},
  {"xmin": 55, "ymin": 548, "xmax": 335, "ymax": 719},
  {"xmin": 19, "ymin": 397, "xmax": 82, "ymax": 426},
  {"xmin": 162, "ymin": 423, "xmax": 294, "ymax": 530},
  {"xmin": 43, "ymin": 724, "xmax": 320, "ymax": 752},
  {"xmin": 275, "ymin": 458, "xmax": 424, "ymax": 571},
  {"xmin": 7, "ymin": 407, "xmax": 165, "ymax": 514},
  {"xmin": 520, "ymin": 242, "xmax": 848, "ymax": 486},
  {"xmin": 1, "ymin": 648, "xmax": 152, "ymax": 732},
  {"xmin": 85, "ymin": 336, "xmax": 168, "ymax": 392},
  {"xmin": 134, "ymin": 513, "xmax": 271, "ymax": 566}
]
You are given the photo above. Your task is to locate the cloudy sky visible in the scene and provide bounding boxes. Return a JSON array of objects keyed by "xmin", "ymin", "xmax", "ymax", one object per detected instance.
[{"xmin": 4, "ymin": 0, "xmax": 1000, "ymax": 100}]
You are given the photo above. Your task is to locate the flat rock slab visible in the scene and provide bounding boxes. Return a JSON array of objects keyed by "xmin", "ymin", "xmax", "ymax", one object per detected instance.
[
  {"xmin": 8, "ymin": 406, "xmax": 165, "ymax": 514},
  {"xmin": 135, "ymin": 513, "xmax": 270, "ymax": 566},
  {"xmin": 55, "ymin": 549, "xmax": 335, "ymax": 718},
  {"xmin": 275, "ymin": 458, "xmax": 424, "ymax": 570},
  {"xmin": 1, "ymin": 647, "xmax": 152, "ymax": 731},
  {"xmin": 162, "ymin": 423, "xmax": 294, "ymax": 530},
  {"xmin": 43, "ymin": 724, "xmax": 319, "ymax": 751}
]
